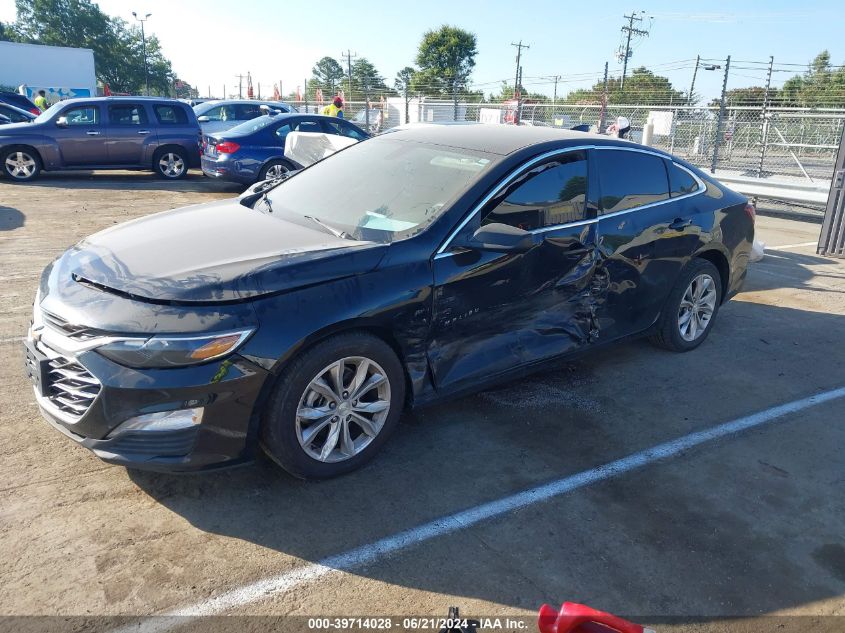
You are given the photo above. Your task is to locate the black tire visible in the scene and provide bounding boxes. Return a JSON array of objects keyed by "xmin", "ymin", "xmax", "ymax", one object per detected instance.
[
  {"xmin": 2, "ymin": 146, "xmax": 42, "ymax": 181},
  {"xmin": 260, "ymin": 332, "xmax": 406, "ymax": 479},
  {"xmin": 153, "ymin": 147, "xmax": 189, "ymax": 179},
  {"xmin": 257, "ymin": 159, "xmax": 291, "ymax": 182},
  {"xmin": 649, "ymin": 259, "xmax": 723, "ymax": 352}
]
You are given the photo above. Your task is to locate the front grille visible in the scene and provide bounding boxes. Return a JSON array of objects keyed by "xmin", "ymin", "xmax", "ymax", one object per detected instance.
[
  {"xmin": 40, "ymin": 346, "xmax": 101, "ymax": 419},
  {"xmin": 42, "ymin": 310, "xmax": 102, "ymax": 341}
]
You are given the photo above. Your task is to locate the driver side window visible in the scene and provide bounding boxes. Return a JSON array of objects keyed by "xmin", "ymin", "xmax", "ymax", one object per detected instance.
[
  {"xmin": 62, "ymin": 106, "xmax": 99, "ymax": 126},
  {"xmin": 482, "ymin": 152, "xmax": 588, "ymax": 231}
]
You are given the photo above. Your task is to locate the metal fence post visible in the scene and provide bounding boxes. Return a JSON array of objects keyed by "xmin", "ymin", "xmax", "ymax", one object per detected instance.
[
  {"xmin": 757, "ymin": 56, "xmax": 774, "ymax": 177},
  {"xmin": 710, "ymin": 56, "xmax": 730, "ymax": 174}
]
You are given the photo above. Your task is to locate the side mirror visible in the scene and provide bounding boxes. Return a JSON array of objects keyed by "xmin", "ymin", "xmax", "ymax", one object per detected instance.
[
  {"xmin": 55, "ymin": 116, "xmax": 68, "ymax": 127},
  {"xmin": 196, "ymin": 115, "xmax": 210, "ymax": 122},
  {"xmin": 460, "ymin": 222, "xmax": 534, "ymax": 253}
]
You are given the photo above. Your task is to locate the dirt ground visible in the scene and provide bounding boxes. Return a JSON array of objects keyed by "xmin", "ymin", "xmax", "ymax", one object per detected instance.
[{"xmin": 1, "ymin": 171, "xmax": 843, "ymax": 632}]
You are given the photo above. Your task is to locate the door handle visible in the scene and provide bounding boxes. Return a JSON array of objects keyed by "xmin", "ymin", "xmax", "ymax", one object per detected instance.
[
  {"xmin": 669, "ymin": 218, "xmax": 692, "ymax": 231},
  {"xmin": 137, "ymin": 130, "xmax": 150, "ymax": 135},
  {"xmin": 86, "ymin": 130, "xmax": 100, "ymax": 136}
]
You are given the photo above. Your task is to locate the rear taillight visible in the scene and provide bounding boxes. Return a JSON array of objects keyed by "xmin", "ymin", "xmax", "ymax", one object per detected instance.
[
  {"xmin": 29, "ymin": 107, "xmax": 39, "ymax": 115},
  {"xmin": 215, "ymin": 141, "xmax": 240, "ymax": 154},
  {"xmin": 745, "ymin": 202, "xmax": 756, "ymax": 223}
]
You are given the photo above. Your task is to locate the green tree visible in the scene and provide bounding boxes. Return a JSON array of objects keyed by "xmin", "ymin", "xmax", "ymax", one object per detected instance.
[
  {"xmin": 394, "ymin": 66, "xmax": 416, "ymax": 123},
  {"xmin": 707, "ymin": 86, "xmax": 779, "ymax": 107},
  {"xmin": 351, "ymin": 57, "xmax": 392, "ymax": 100},
  {"xmin": 779, "ymin": 51, "xmax": 845, "ymax": 107},
  {"xmin": 564, "ymin": 67, "xmax": 685, "ymax": 106},
  {"xmin": 310, "ymin": 56, "xmax": 345, "ymax": 99},
  {"xmin": 414, "ymin": 25, "xmax": 478, "ymax": 99},
  {"xmin": 7, "ymin": 0, "xmax": 176, "ymax": 94}
]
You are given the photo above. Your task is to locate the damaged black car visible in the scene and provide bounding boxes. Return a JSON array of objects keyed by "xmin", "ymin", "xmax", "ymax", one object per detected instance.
[{"xmin": 25, "ymin": 124, "xmax": 754, "ymax": 478}]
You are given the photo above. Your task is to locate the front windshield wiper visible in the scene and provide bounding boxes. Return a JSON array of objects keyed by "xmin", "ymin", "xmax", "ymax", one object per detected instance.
[
  {"xmin": 302, "ymin": 215, "xmax": 349, "ymax": 239},
  {"xmin": 239, "ymin": 177, "xmax": 289, "ymax": 209}
]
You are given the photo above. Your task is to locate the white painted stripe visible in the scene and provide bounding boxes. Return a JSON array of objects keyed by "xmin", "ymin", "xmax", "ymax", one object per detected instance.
[
  {"xmin": 114, "ymin": 386, "xmax": 845, "ymax": 633},
  {"xmin": 771, "ymin": 241, "xmax": 817, "ymax": 250}
]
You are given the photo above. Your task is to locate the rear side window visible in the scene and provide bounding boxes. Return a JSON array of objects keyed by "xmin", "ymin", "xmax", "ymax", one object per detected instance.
[
  {"xmin": 154, "ymin": 104, "xmax": 188, "ymax": 125},
  {"xmin": 293, "ymin": 120, "xmax": 323, "ymax": 133},
  {"xmin": 667, "ymin": 161, "xmax": 700, "ymax": 197},
  {"xmin": 483, "ymin": 152, "xmax": 589, "ymax": 230},
  {"xmin": 596, "ymin": 150, "xmax": 670, "ymax": 213},
  {"xmin": 109, "ymin": 104, "xmax": 148, "ymax": 126},
  {"xmin": 323, "ymin": 119, "xmax": 368, "ymax": 141}
]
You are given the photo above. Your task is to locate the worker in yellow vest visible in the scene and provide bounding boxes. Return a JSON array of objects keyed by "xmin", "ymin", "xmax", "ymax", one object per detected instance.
[
  {"xmin": 321, "ymin": 96, "xmax": 344, "ymax": 119},
  {"xmin": 33, "ymin": 90, "xmax": 48, "ymax": 112}
]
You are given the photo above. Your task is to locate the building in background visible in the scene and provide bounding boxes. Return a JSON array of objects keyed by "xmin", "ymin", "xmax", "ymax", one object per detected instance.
[{"xmin": 0, "ymin": 41, "xmax": 96, "ymax": 103}]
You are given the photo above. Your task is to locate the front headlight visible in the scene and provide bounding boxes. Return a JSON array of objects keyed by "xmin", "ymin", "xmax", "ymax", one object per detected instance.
[{"xmin": 96, "ymin": 329, "xmax": 254, "ymax": 369}]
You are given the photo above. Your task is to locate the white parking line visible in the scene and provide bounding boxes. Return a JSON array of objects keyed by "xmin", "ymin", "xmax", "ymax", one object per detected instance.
[
  {"xmin": 770, "ymin": 241, "xmax": 817, "ymax": 250},
  {"xmin": 115, "ymin": 385, "xmax": 845, "ymax": 633}
]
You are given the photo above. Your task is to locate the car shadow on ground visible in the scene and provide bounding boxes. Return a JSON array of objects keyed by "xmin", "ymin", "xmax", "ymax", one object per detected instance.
[
  {"xmin": 8, "ymin": 171, "xmax": 244, "ymax": 194},
  {"xmin": 743, "ymin": 249, "xmax": 844, "ymax": 294},
  {"xmin": 128, "ymin": 289, "xmax": 845, "ymax": 617},
  {"xmin": 0, "ymin": 206, "xmax": 24, "ymax": 231}
]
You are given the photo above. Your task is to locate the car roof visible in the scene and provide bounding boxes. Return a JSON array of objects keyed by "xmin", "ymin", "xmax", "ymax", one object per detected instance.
[
  {"xmin": 382, "ymin": 123, "xmax": 635, "ymax": 156},
  {"xmin": 48, "ymin": 96, "xmax": 189, "ymax": 106},
  {"xmin": 196, "ymin": 99, "xmax": 291, "ymax": 107}
]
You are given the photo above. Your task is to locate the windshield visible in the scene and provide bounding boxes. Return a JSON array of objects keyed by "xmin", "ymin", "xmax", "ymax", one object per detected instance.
[
  {"xmin": 34, "ymin": 101, "xmax": 65, "ymax": 123},
  {"xmin": 266, "ymin": 138, "xmax": 495, "ymax": 243}
]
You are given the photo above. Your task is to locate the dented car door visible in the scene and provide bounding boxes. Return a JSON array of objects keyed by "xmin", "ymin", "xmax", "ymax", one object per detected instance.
[{"xmin": 429, "ymin": 150, "xmax": 601, "ymax": 390}]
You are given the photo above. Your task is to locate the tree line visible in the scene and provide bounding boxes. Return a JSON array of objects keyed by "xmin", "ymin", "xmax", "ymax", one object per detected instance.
[{"xmin": 0, "ymin": 0, "xmax": 190, "ymax": 96}]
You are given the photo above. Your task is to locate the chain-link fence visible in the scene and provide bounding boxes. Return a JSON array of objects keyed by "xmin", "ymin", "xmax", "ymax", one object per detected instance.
[{"xmin": 292, "ymin": 99, "xmax": 845, "ymax": 186}]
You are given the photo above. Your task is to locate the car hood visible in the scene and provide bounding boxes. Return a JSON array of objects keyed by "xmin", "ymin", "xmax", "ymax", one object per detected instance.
[
  {"xmin": 0, "ymin": 121, "xmax": 38, "ymax": 133},
  {"xmin": 54, "ymin": 198, "xmax": 388, "ymax": 304}
]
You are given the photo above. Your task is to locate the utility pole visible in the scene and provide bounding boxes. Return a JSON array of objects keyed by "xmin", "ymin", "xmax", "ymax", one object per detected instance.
[
  {"xmin": 516, "ymin": 66, "xmax": 524, "ymax": 123},
  {"xmin": 550, "ymin": 75, "xmax": 561, "ymax": 111},
  {"xmin": 511, "ymin": 40, "xmax": 529, "ymax": 124},
  {"xmin": 710, "ymin": 55, "xmax": 731, "ymax": 174},
  {"xmin": 131, "ymin": 12, "xmax": 151, "ymax": 95},
  {"xmin": 688, "ymin": 54, "xmax": 700, "ymax": 106},
  {"xmin": 618, "ymin": 11, "xmax": 649, "ymax": 91},
  {"xmin": 599, "ymin": 61, "xmax": 609, "ymax": 133},
  {"xmin": 234, "ymin": 74, "xmax": 245, "ymax": 99},
  {"xmin": 340, "ymin": 50, "xmax": 357, "ymax": 103},
  {"xmin": 757, "ymin": 55, "xmax": 775, "ymax": 177}
]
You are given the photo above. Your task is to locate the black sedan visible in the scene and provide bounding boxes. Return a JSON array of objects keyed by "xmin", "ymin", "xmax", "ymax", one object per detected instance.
[{"xmin": 25, "ymin": 125, "xmax": 753, "ymax": 478}]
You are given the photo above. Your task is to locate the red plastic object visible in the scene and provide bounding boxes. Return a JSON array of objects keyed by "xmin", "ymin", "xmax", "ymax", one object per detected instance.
[{"xmin": 538, "ymin": 602, "xmax": 649, "ymax": 633}]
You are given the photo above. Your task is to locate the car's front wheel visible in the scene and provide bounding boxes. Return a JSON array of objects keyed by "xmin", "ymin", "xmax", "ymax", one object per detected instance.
[
  {"xmin": 2, "ymin": 146, "xmax": 41, "ymax": 181},
  {"xmin": 261, "ymin": 333, "xmax": 405, "ymax": 479},
  {"xmin": 650, "ymin": 259, "xmax": 723, "ymax": 352},
  {"xmin": 154, "ymin": 147, "xmax": 188, "ymax": 179}
]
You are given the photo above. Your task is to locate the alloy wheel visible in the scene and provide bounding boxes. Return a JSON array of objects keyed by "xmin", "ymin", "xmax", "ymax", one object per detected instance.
[
  {"xmin": 5, "ymin": 151, "xmax": 36, "ymax": 179},
  {"xmin": 158, "ymin": 152, "xmax": 185, "ymax": 178},
  {"xmin": 265, "ymin": 163, "xmax": 288, "ymax": 180},
  {"xmin": 678, "ymin": 273, "xmax": 718, "ymax": 342},
  {"xmin": 295, "ymin": 356, "xmax": 391, "ymax": 463}
]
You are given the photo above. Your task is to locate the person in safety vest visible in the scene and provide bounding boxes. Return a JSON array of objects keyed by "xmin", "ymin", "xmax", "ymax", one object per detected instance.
[
  {"xmin": 321, "ymin": 96, "xmax": 344, "ymax": 118},
  {"xmin": 34, "ymin": 90, "xmax": 48, "ymax": 112}
]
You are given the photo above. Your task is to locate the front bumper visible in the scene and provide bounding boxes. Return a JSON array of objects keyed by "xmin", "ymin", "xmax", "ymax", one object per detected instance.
[{"xmin": 24, "ymin": 330, "xmax": 271, "ymax": 472}]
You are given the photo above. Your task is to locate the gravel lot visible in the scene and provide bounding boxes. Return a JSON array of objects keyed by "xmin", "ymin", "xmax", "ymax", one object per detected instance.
[{"xmin": 1, "ymin": 171, "xmax": 844, "ymax": 632}]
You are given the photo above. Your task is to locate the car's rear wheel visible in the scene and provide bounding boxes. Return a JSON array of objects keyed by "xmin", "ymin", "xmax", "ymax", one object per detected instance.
[
  {"xmin": 258, "ymin": 159, "xmax": 290, "ymax": 182},
  {"xmin": 649, "ymin": 259, "xmax": 722, "ymax": 352},
  {"xmin": 260, "ymin": 333, "xmax": 405, "ymax": 479},
  {"xmin": 154, "ymin": 148, "xmax": 188, "ymax": 179},
  {"xmin": 2, "ymin": 146, "xmax": 41, "ymax": 181}
]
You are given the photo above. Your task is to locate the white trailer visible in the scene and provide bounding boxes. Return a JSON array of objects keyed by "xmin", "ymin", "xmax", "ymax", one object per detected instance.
[{"xmin": 0, "ymin": 41, "xmax": 96, "ymax": 102}]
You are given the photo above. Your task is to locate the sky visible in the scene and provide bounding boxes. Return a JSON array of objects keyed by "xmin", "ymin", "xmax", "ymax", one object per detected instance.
[{"xmin": 1, "ymin": 0, "xmax": 843, "ymax": 102}]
